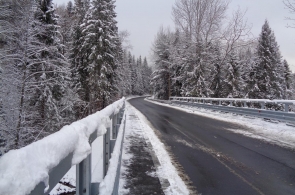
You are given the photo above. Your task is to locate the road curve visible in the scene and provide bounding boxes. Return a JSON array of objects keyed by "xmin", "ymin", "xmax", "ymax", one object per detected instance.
[{"xmin": 128, "ymin": 97, "xmax": 295, "ymax": 195}]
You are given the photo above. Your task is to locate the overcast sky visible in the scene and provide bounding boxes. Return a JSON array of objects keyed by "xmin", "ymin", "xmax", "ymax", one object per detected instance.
[{"xmin": 53, "ymin": 0, "xmax": 295, "ymax": 72}]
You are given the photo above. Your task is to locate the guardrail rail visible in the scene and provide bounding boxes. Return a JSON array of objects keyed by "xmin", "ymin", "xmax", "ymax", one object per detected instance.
[
  {"xmin": 169, "ymin": 97, "xmax": 295, "ymax": 125},
  {"xmin": 0, "ymin": 98, "xmax": 126, "ymax": 195},
  {"xmin": 32, "ymin": 102, "xmax": 126, "ymax": 195}
]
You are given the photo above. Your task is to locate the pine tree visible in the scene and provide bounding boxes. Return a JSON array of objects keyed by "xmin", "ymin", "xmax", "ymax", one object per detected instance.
[
  {"xmin": 282, "ymin": 60, "xmax": 293, "ymax": 99},
  {"xmin": 223, "ymin": 51, "xmax": 244, "ymax": 98},
  {"xmin": 251, "ymin": 20, "xmax": 283, "ymax": 99},
  {"xmin": 0, "ymin": 0, "xmax": 75, "ymax": 151},
  {"xmin": 56, "ymin": 1, "xmax": 75, "ymax": 57},
  {"xmin": 169, "ymin": 30, "xmax": 183, "ymax": 97},
  {"xmin": 179, "ymin": 40, "xmax": 212, "ymax": 97},
  {"xmin": 80, "ymin": 0, "xmax": 119, "ymax": 111},
  {"xmin": 71, "ymin": 0, "xmax": 91, "ymax": 118},
  {"xmin": 135, "ymin": 56, "xmax": 144, "ymax": 95},
  {"xmin": 151, "ymin": 28, "xmax": 171, "ymax": 100},
  {"xmin": 116, "ymin": 49, "xmax": 131, "ymax": 96},
  {"xmin": 142, "ymin": 57, "xmax": 152, "ymax": 94},
  {"xmin": 24, "ymin": 0, "xmax": 74, "ymax": 144},
  {"xmin": 130, "ymin": 55, "xmax": 138, "ymax": 95}
]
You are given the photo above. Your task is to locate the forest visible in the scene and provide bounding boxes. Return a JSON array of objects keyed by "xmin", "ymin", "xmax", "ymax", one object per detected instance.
[
  {"xmin": 151, "ymin": 0, "xmax": 295, "ymax": 101},
  {"xmin": 0, "ymin": 0, "xmax": 295, "ymax": 155},
  {"xmin": 0, "ymin": 0, "xmax": 151, "ymax": 155}
]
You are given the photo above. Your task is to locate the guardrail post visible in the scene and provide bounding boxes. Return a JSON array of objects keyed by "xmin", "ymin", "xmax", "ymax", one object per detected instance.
[
  {"xmin": 76, "ymin": 154, "xmax": 91, "ymax": 195},
  {"xmin": 219, "ymin": 100, "xmax": 221, "ymax": 106},
  {"xmin": 260, "ymin": 102, "xmax": 265, "ymax": 110},
  {"xmin": 112, "ymin": 114, "xmax": 117, "ymax": 139},
  {"xmin": 229, "ymin": 101, "xmax": 233, "ymax": 106},
  {"xmin": 103, "ymin": 127, "xmax": 111, "ymax": 177},
  {"xmin": 284, "ymin": 103, "xmax": 291, "ymax": 112},
  {"xmin": 244, "ymin": 102, "xmax": 247, "ymax": 107}
]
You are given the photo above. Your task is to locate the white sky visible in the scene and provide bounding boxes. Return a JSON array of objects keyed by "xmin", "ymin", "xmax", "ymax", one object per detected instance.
[{"xmin": 53, "ymin": 0, "xmax": 295, "ymax": 72}]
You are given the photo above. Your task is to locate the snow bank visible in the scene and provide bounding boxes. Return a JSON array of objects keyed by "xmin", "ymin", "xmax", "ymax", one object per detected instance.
[
  {"xmin": 99, "ymin": 112, "xmax": 126, "ymax": 195},
  {"xmin": 0, "ymin": 97, "xmax": 125, "ymax": 195}
]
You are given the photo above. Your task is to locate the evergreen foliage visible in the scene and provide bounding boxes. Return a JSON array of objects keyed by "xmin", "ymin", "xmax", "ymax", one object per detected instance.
[
  {"xmin": 250, "ymin": 20, "xmax": 284, "ymax": 99},
  {"xmin": 151, "ymin": 20, "xmax": 294, "ymax": 101},
  {"xmin": 0, "ymin": 0, "xmax": 152, "ymax": 155}
]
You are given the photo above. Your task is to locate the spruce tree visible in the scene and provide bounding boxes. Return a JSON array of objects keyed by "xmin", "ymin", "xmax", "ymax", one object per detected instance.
[
  {"xmin": 71, "ymin": 0, "xmax": 91, "ymax": 118},
  {"xmin": 151, "ymin": 28, "xmax": 171, "ymax": 100},
  {"xmin": 223, "ymin": 51, "xmax": 244, "ymax": 98},
  {"xmin": 76, "ymin": 0, "xmax": 119, "ymax": 113},
  {"xmin": 142, "ymin": 57, "xmax": 152, "ymax": 94},
  {"xmin": 0, "ymin": 0, "xmax": 74, "ymax": 151},
  {"xmin": 251, "ymin": 20, "xmax": 283, "ymax": 99},
  {"xmin": 283, "ymin": 60, "xmax": 293, "ymax": 99},
  {"xmin": 27, "ymin": 0, "xmax": 74, "ymax": 144}
]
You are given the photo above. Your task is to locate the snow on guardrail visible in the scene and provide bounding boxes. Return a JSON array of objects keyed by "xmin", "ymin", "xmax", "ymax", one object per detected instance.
[
  {"xmin": 0, "ymin": 98, "xmax": 125, "ymax": 195},
  {"xmin": 170, "ymin": 96, "xmax": 295, "ymax": 104}
]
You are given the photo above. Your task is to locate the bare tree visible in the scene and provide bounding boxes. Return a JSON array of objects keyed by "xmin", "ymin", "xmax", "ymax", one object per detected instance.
[
  {"xmin": 172, "ymin": 0, "xmax": 252, "ymax": 61},
  {"xmin": 118, "ymin": 30, "xmax": 133, "ymax": 51},
  {"xmin": 172, "ymin": 0, "xmax": 229, "ymax": 44},
  {"xmin": 220, "ymin": 8, "xmax": 253, "ymax": 64},
  {"xmin": 283, "ymin": 0, "xmax": 295, "ymax": 28}
]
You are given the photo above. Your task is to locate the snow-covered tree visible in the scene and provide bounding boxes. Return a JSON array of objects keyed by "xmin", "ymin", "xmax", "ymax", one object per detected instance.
[
  {"xmin": 222, "ymin": 51, "xmax": 245, "ymax": 98},
  {"xmin": 56, "ymin": 1, "xmax": 75, "ymax": 57},
  {"xmin": 142, "ymin": 57, "xmax": 152, "ymax": 94},
  {"xmin": 250, "ymin": 20, "xmax": 284, "ymax": 99},
  {"xmin": 0, "ymin": 0, "xmax": 75, "ymax": 152},
  {"xmin": 151, "ymin": 28, "xmax": 172, "ymax": 100},
  {"xmin": 282, "ymin": 59, "xmax": 293, "ymax": 99},
  {"xmin": 75, "ymin": 0, "xmax": 119, "ymax": 114}
]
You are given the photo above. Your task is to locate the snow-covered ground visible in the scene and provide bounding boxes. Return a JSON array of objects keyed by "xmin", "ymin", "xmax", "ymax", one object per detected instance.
[
  {"xmin": 119, "ymin": 102, "xmax": 190, "ymax": 195},
  {"xmin": 146, "ymin": 99, "xmax": 295, "ymax": 150}
]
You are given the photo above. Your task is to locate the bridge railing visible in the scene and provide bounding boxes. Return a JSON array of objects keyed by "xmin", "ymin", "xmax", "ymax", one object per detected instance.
[
  {"xmin": 0, "ymin": 98, "xmax": 126, "ymax": 195},
  {"xmin": 169, "ymin": 97, "xmax": 295, "ymax": 124}
]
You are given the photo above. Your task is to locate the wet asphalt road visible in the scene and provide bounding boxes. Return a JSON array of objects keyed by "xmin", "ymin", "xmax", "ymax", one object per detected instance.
[{"xmin": 128, "ymin": 97, "xmax": 295, "ymax": 195}]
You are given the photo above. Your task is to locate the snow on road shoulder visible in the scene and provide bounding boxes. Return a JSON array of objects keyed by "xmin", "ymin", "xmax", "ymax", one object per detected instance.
[
  {"xmin": 99, "ymin": 110, "xmax": 126, "ymax": 195},
  {"xmin": 128, "ymin": 102, "xmax": 190, "ymax": 195},
  {"xmin": 146, "ymin": 99, "xmax": 295, "ymax": 150}
]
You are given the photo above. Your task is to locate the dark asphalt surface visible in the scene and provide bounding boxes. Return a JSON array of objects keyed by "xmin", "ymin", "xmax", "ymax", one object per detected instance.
[
  {"xmin": 122, "ymin": 113, "xmax": 164, "ymax": 195},
  {"xmin": 128, "ymin": 97, "xmax": 295, "ymax": 195}
]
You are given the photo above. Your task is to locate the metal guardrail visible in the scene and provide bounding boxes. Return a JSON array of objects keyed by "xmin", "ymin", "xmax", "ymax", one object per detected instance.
[
  {"xmin": 169, "ymin": 97, "xmax": 295, "ymax": 124},
  {"xmin": 30, "ymin": 103, "xmax": 126, "ymax": 195}
]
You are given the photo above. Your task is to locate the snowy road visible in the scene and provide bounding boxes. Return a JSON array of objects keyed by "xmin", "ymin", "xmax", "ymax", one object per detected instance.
[{"xmin": 129, "ymin": 97, "xmax": 295, "ymax": 195}]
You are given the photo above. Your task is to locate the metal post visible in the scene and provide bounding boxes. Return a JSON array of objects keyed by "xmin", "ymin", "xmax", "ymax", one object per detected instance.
[
  {"xmin": 219, "ymin": 101, "xmax": 221, "ymax": 106},
  {"xmin": 103, "ymin": 127, "xmax": 111, "ymax": 177},
  {"xmin": 284, "ymin": 103, "xmax": 290, "ymax": 112},
  {"xmin": 112, "ymin": 114, "xmax": 117, "ymax": 139},
  {"xmin": 76, "ymin": 154, "xmax": 91, "ymax": 195},
  {"xmin": 229, "ymin": 101, "xmax": 233, "ymax": 106},
  {"xmin": 260, "ymin": 102, "xmax": 265, "ymax": 110},
  {"xmin": 244, "ymin": 102, "xmax": 247, "ymax": 108}
]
